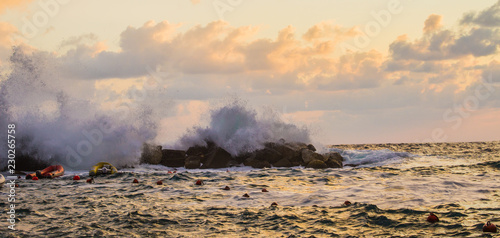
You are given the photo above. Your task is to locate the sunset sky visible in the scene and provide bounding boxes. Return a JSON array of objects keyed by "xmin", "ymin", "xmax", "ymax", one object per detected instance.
[{"xmin": 1, "ymin": 0, "xmax": 499, "ymax": 145}]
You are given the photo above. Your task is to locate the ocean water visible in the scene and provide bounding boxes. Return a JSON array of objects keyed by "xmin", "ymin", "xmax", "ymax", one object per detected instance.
[
  {"xmin": 2, "ymin": 142, "xmax": 499, "ymax": 237},
  {"xmin": 1, "ymin": 48, "xmax": 499, "ymax": 237}
]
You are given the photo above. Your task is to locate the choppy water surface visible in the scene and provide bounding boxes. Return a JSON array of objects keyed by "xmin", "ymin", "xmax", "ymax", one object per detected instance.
[{"xmin": 2, "ymin": 143, "xmax": 500, "ymax": 237}]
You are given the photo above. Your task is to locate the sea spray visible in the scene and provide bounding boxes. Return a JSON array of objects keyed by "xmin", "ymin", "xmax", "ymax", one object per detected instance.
[
  {"xmin": 0, "ymin": 46, "xmax": 313, "ymax": 170},
  {"xmin": 0, "ymin": 46, "xmax": 160, "ymax": 170},
  {"xmin": 176, "ymin": 99, "xmax": 311, "ymax": 156}
]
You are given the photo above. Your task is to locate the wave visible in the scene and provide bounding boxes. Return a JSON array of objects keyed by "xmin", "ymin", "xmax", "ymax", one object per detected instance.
[
  {"xmin": 0, "ymin": 46, "xmax": 158, "ymax": 170},
  {"xmin": 329, "ymin": 148, "xmax": 416, "ymax": 167},
  {"xmin": 175, "ymin": 98, "xmax": 311, "ymax": 156}
]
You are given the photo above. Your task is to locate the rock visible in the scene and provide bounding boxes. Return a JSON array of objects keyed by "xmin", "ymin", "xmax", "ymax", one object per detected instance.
[
  {"xmin": 186, "ymin": 143, "xmax": 211, "ymax": 157},
  {"xmin": 7, "ymin": 153, "xmax": 50, "ymax": 171},
  {"xmin": 185, "ymin": 156, "xmax": 201, "ymax": 169},
  {"xmin": 227, "ymin": 160, "xmax": 241, "ymax": 167},
  {"xmin": 244, "ymin": 158, "xmax": 271, "ymax": 168},
  {"xmin": 301, "ymin": 149, "xmax": 326, "ymax": 164},
  {"xmin": 254, "ymin": 147, "xmax": 282, "ymax": 164},
  {"xmin": 140, "ymin": 143, "xmax": 162, "ymax": 165},
  {"xmin": 307, "ymin": 144, "xmax": 316, "ymax": 151},
  {"xmin": 325, "ymin": 158, "xmax": 343, "ymax": 168},
  {"xmin": 306, "ymin": 160, "xmax": 328, "ymax": 169},
  {"xmin": 323, "ymin": 152, "xmax": 343, "ymax": 168},
  {"xmin": 286, "ymin": 142, "xmax": 309, "ymax": 150},
  {"xmin": 273, "ymin": 158, "xmax": 292, "ymax": 167},
  {"xmin": 202, "ymin": 146, "xmax": 233, "ymax": 169},
  {"xmin": 271, "ymin": 143, "xmax": 304, "ymax": 166},
  {"xmin": 161, "ymin": 149, "xmax": 186, "ymax": 167},
  {"xmin": 234, "ymin": 151, "xmax": 253, "ymax": 164},
  {"xmin": 157, "ymin": 140, "xmax": 329, "ymax": 169}
]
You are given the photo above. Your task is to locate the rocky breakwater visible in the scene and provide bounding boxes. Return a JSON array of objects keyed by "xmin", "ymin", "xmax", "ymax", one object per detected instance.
[{"xmin": 140, "ymin": 141, "xmax": 344, "ymax": 169}]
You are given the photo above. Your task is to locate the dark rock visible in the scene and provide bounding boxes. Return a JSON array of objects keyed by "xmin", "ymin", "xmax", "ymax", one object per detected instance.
[
  {"xmin": 161, "ymin": 149, "xmax": 186, "ymax": 167},
  {"xmin": 323, "ymin": 152, "xmax": 344, "ymax": 168},
  {"xmin": 325, "ymin": 158, "xmax": 343, "ymax": 168},
  {"xmin": 306, "ymin": 160, "xmax": 328, "ymax": 169},
  {"xmin": 9, "ymin": 153, "xmax": 50, "ymax": 171},
  {"xmin": 271, "ymin": 143, "xmax": 304, "ymax": 165},
  {"xmin": 227, "ymin": 160, "xmax": 241, "ymax": 167},
  {"xmin": 254, "ymin": 147, "xmax": 282, "ymax": 164},
  {"xmin": 234, "ymin": 151, "xmax": 253, "ymax": 164},
  {"xmin": 140, "ymin": 143, "xmax": 162, "ymax": 165},
  {"xmin": 244, "ymin": 158, "xmax": 271, "ymax": 168},
  {"xmin": 185, "ymin": 156, "xmax": 201, "ymax": 169},
  {"xmin": 186, "ymin": 144, "xmax": 211, "ymax": 157},
  {"xmin": 301, "ymin": 149, "xmax": 326, "ymax": 164},
  {"xmin": 307, "ymin": 144, "xmax": 317, "ymax": 151},
  {"xmin": 286, "ymin": 142, "xmax": 309, "ymax": 150},
  {"xmin": 273, "ymin": 158, "xmax": 292, "ymax": 167},
  {"xmin": 202, "ymin": 146, "xmax": 233, "ymax": 169}
]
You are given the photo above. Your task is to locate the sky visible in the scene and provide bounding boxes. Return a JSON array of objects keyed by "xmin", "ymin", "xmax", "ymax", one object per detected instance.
[{"xmin": 0, "ymin": 0, "xmax": 500, "ymax": 145}]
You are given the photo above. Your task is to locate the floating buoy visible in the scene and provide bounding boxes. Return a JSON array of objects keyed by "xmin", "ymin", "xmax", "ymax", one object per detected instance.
[
  {"xmin": 168, "ymin": 171, "xmax": 172, "ymax": 174},
  {"xmin": 242, "ymin": 193, "xmax": 250, "ymax": 198},
  {"xmin": 262, "ymin": 188, "xmax": 269, "ymax": 192},
  {"xmin": 483, "ymin": 221, "xmax": 497, "ymax": 233},
  {"xmin": 73, "ymin": 175, "xmax": 80, "ymax": 180},
  {"xmin": 157, "ymin": 180, "xmax": 163, "ymax": 185},
  {"xmin": 133, "ymin": 179, "xmax": 139, "ymax": 183},
  {"xmin": 427, "ymin": 213, "xmax": 439, "ymax": 223},
  {"xmin": 86, "ymin": 178, "xmax": 93, "ymax": 183},
  {"xmin": 223, "ymin": 186, "xmax": 230, "ymax": 190},
  {"xmin": 271, "ymin": 202, "xmax": 278, "ymax": 206},
  {"xmin": 195, "ymin": 179, "xmax": 203, "ymax": 185},
  {"xmin": 344, "ymin": 201, "xmax": 352, "ymax": 206},
  {"xmin": 32, "ymin": 176, "xmax": 39, "ymax": 181},
  {"xmin": 173, "ymin": 170, "xmax": 177, "ymax": 173},
  {"xmin": 15, "ymin": 184, "xmax": 19, "ymax": 187}
]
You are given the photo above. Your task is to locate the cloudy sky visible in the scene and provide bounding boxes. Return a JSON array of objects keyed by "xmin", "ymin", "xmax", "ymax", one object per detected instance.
[{"xmin": 1, "ymin": 0, "xmax": 500, "ymax": 145}]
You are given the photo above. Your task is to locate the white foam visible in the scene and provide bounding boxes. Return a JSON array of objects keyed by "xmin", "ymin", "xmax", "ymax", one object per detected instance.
[
  {"xmin": 330, "ymin": 148, "xmax": 416, "ymax": 167},
  {"xmin": 0, "ymin": 46, "xmax": 159, "ymax": 170},
  {"xmin": 176, "ymin": 99, "xmax": 311, "ymax": 156}
]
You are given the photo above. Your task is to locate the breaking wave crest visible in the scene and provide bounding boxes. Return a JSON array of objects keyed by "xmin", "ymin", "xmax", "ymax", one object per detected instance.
[
  {"xmin": 177, "ymin": 99, "xmax": 311, "ymax": 156},
  {"xmin": 0, "ymin": 46, "xmax": 159, "ymax": 169}
]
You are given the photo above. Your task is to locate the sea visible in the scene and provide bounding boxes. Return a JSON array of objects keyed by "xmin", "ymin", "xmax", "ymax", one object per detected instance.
[
  {"xmin": 1, "ymin": 141, "xmax": 499, "ymax": 237},
  {"xmin": 1, "ymin": 48, "xmax": 499, "ymax": 237}
]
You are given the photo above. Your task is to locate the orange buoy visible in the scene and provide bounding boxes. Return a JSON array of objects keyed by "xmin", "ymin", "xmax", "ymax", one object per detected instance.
[
  {"xmin": 32, "ymin": 176, "xmax": 39, "ymax": 180},
  {"xmin": 157, "ymin": 180, "xmax": 163, "ymax": 185},
  {"xmin": 427, "ymin": 213, "xmax": 439, "ymax": 223},
  {"xmin": 344, "ymin": 201, "xmax": 352, "ymax": 206},
  {"xmin": 195, "ymin": 179, "xmax": 203, "ymax": 185},
  {"xmin": 271, "ymin": 202, "xmax": 278, "ymax": 206},
  {"xmin": 168, "ymin": 171, "xmax": 172, "ymax": 174},
  {"xmin": 133, "ymin": 179, "xmax": 139, "ymax": 183},
  {"xmin": 262, "ymin": 188, "xmax": 269, "ymax": 192},
  {"xmin": 242, "ymin": 193, "xmax": 250, "ymax": 198},
  {"xmin": 223, "ymin": 186, "xmax": 230, "ymax": 190},
  {"xmin": 483, "ymin": 221, "xmax": 497, "ymax": 233},
  {"xmin": 73, "ymin": 175, "xmax": 80, "ymax": 180}
]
